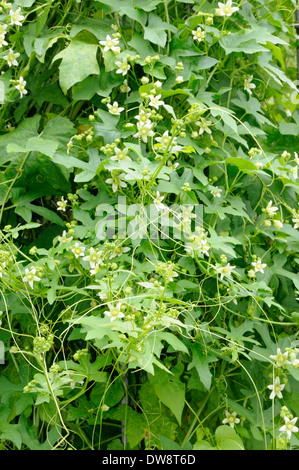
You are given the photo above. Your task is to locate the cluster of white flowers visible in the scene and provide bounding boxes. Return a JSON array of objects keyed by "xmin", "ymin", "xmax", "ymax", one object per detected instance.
[
  {"xmin": 134, "ymin": 107, "xmax": 155, "ymax": 143},
  {"xmin": 0, "ymin": 7, "xmax": 27, "ymax": 98}
]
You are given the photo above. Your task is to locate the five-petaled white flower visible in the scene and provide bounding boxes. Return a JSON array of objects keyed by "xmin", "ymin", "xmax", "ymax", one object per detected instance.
[
  {"xmin": 267, "ymin": 376, "xmax": 285, "ymax": 400},
  {"xmin": 251, "ymin": 258, "xmax": 267, "ymax": 273},
  {"xmin": 115, "ymin": 57, "xmax": 130, "ymax": 76},
  {"xmin": 270, "ymin": 348, "xmax": 290, "ymax": 368},
  {"xmin": 110, "ymin": 147, "xmax": 131, "ymax": 161},
  {"xmin": 71, "ymin": 243, "xmax": 86, "ymax": 258},
  {"xmin": 83, "ymin": 247, "xmax": 103, "ymax": 268},
  {"xmin": 217, "ymin": 263, "xmax": 236, "ymax": 280},
  {"xmin": 9, "ymin": 7, "xmax": 25, "ymax": 26},
  {"xmin": 104, "ymin": 302, "xmax": 125, "ymax": 322},
  {"xmin": 22, "ymin": 268, "xmax": 41, "ymax": 289},
  {"xmin": 216, "ymin": 0, "xmax": 239, "ymax": 16},
  {"xmin": 99, "ymin": 34, "xmax": 119, "ymax": 52},
  {"xmin": 57, "ymin": 196, "xmax": 68, "ymax": 212},
  {"xmin": 107, "ymin": 101, "xmax": 124, "ymax": 115},
  {"xmin": 57, "ymin": 230, "xmax": 73, "ymax": 243},
  {"xmin": 148, "ymin": 94, "xmax": 164, "ymax": 110},
  {"xmin": 244, "ymin": 75, "xmax": 256, "ymax": 95},
  {"xmin": 15, "ymin": 76, "xmax": 27, "ymax": 98},
  {"xmin": 4, "ymin": 48, "xmax": 20, "ymax": 67},
  {"xmin": 222, "ymin": 410, "xmax": 240, "ymax": 428},
  {"xmin": 265, "ymin": 200, "xmax": 278, "ymax": 217},
  {"xmin": 155, "ymin": 131, "xmax": 183, "ymax": 153},
  {"xmin": 192, "ymin": 26, "xmax": 206, "ymax": 42},
  {"xmin": 105, "ymin": 172, "xmax": 127, "ymax": 193},
  {"xmin": 134, "ymin": 122, "xmax": 155, "ymax": 142},
  {"xmin": 279, "ymin": 416, "xmax": 299, "ymax": 440},
  {"xmin": 196, "ymin": 118, "xmax": 212, "ymax": 135},
  {"xmin": 210, "ymin": 187, "xmax": 222, "ymax": 198}
]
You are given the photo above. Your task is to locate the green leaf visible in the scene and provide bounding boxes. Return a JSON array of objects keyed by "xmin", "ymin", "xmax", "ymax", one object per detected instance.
[
  {"xmin": 149, "ymin": 364, "xmax": 185, "ymax": 425},
  {"xmin": 53, "ymin": 40, "xmax": 100, "ymax": 94},
  {"xmin": 215, "ymin": 425, "xmax": 244, "ymax": 450},
  {"xmin": 143, "ymin": 13, "xmax": 177, "ymax": 47}
]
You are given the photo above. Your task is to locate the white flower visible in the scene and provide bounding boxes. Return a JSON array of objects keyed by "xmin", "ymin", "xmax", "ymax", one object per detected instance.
[
  {"xmin": 107, "ymin": 101, "xmax": 124, "ymax": 115},
  {"xmin": 57, "ymin": 230, "xmax": 73, "ymax": 243},
  {"xmin": 4, "ymin": 48, "xmax": 20, "ymax": 67},
  {"xmin": 16, "ymin": 77, "xmax": 28, "ymax": 98},
  {"xmin": 148, "ymin": 93, "xmax": 164, "ymax": 110},
  {"xmin": 71, "ymin": 243, "xmax": 86, "ymax": 258},
  {"xmin": 57, "ymin": 196, "xmax": 68, "ymax": 212},
  {"xmin": 196, "ymin": 118, "xmax": 212, "ymax": 135},
  {"xmin": 155, "ymin": 130, "xmax": 183, "ymax": 153},
  {"xmin": 294, "ymin": 152, "xmax": 299, "ymax": 165},
  {"xmin": 104, "ymin": 302, "xmax": 125, "ymax": 322},
  {"xmin": 244, "ymin": 75, "xmax": 256, "ymax": 95},
  {"xmin": 134, "ymin": 109, "xmax": 151, "ymax": 124},
  {"xmin": 99, "ymin": 34, "xmax": 119, "ymax": 52},
  {"xmin": 0, "ymin": 35, "xmax": 8, "ymax": 48},
  {"xmin": 222, "ymin": 410, "xmax": 240, "ymax": 428},
  {"xmin": 279, "ymin": 416, "xmax": 299, "ymax": 440},
  {"xmin": 115, "ymin": 57, "xmax": 130, "ymax": 76},
  {"xmin": 192, "ymin": 26, "xmax": 205, "ymax": 42},
  {"xmin": 110, "ymin": 147, "xmax": 131, "ymax": 161},
  {"xmin": 22, "ymin": 268, "xmax": 41, "ymax": 289},
  {"xmin": 216, "ymin": 263, "xmax": 236, "ymax": 280},
  {"xmin": 251, "ymin": 258, "xmax": 267, "ymax": 273},
  {"xmin": 210, "ymin": 187, "xmax": 222, "ymax": 198},
  {"xmin": 9, "ymin": 7, "xmax": 25, "ymax": 26},
  {"xmin": 105, "ymin": 172, "xmax": 127, "ymax": 192},
  {"xmin": 216, "ymin": 0, "xmax": 239, "ymax": 16},
  {"xmin": 265, "ymin": 200, "xmax": 278, "ymax": 217},
  {"xmin": 175, "ymin": 76, "xmax": 184, "ymax": 84},
  {"xmin": 120, "ymin": 79, "xmax": 131, "ymax": 93},
  {"xmin": 153, "ymin": 191, "xmax": 166, "ymax": 211},
  {"xmin": 83, "ymin": 247, "xmax": 103, "ymax": 268},
  {"xmin": 270, "ymin": 348, "xmax": 290, "ymax": 367},
  {"xmin": 267, "ymin": 376, "xmax": 285, "ymax": 400},
  {"xmin": 134, "ymin": 122, "xmax": 155, "ymax": 142}
]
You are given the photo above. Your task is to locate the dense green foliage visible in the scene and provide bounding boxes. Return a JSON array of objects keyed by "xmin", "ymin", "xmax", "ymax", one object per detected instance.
[{"xmin": 0, "ymin": 0, "xmax": 299, "ymax": 450}]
